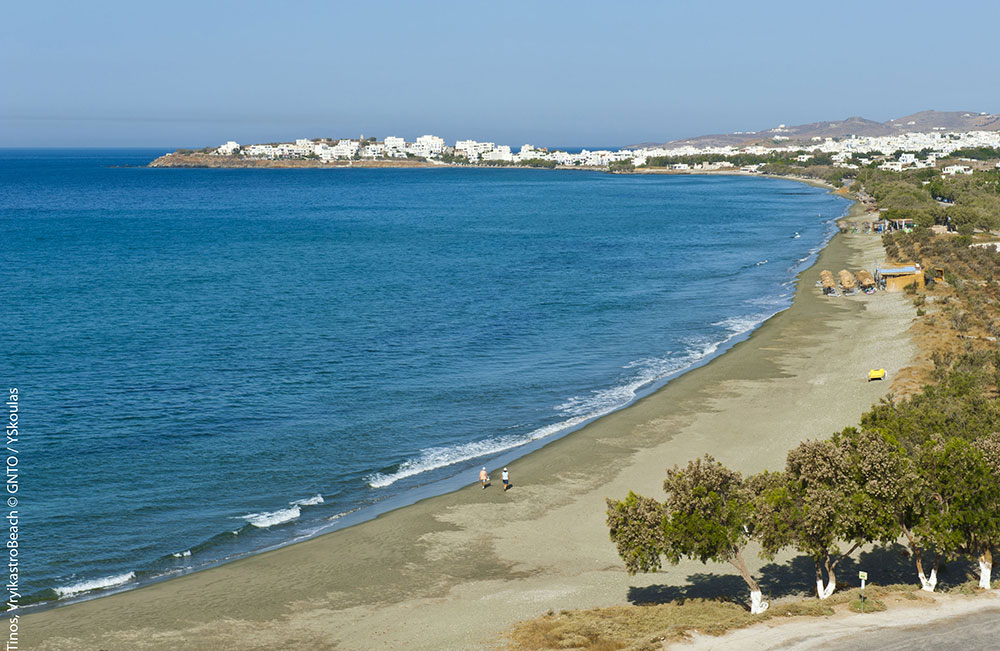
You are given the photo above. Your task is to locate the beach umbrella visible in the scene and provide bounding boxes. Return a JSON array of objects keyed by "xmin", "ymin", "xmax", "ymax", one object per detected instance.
[{"xmin": 820, "ymin": 270, "xmax": 837, "ymax": 293}]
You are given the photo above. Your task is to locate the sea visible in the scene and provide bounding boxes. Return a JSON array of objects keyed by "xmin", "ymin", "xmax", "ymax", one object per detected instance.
[{"xmin": 0, "ymin": 148, "xmax": 851, "ymax": 609}]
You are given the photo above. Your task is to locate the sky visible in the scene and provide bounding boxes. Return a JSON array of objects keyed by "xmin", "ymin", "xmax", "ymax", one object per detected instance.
[{"xmin": 3, "ymin": 0, "xmax": 999, "ymax": 148}]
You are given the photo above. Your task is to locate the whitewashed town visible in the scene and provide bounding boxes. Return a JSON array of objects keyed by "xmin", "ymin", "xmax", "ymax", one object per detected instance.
[{"xmin": 195, "ymin": 124, "xmax": 1000, "ymax": 174}]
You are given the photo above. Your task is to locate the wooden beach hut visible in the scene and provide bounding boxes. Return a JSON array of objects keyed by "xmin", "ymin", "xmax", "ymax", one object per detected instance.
[
  {"xmin": 819, "ymin": 269, "xmax": 837, "ymax": 295},
  {"xmin": 876, "ymin": 263, "xmax": 925, "ymax": 292},
  {"xmin": 838, "ymin": 269, "xmax": 856, "ymax": 292}
]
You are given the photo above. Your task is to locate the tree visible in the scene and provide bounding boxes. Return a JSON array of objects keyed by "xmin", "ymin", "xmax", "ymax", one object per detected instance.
[
  {"xmin": 755, "ymin": 431, "xmax": 904, "ymax": 599},
  {"xmin": 975, "ymin": 432, "xmax": 1000, "ymax": 588},
  {"xmin": 606, "ymin": 456, "xmax": 769, "ymax": 613},
  {"xmin": 915, "ymin": 437, "xmax": 1000, "ymax": 590},
  {"xmin": 608, "ymin": 160, "xmax": 635, "ymax": 173}
]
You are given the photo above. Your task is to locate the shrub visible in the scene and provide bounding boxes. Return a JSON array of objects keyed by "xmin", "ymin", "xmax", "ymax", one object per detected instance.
[{"xmin": 849, "ymin": 598, "xmax": 887, "ymax": 613}]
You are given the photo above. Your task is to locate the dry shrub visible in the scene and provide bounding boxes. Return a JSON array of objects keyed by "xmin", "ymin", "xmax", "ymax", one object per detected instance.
[
  {"xmin": 507, "ymin": 585, "xmax": 928, "ymax": 650},
  {"xmin": 507, "ymin": 600, "xmax": 755, "ymax": 650}
]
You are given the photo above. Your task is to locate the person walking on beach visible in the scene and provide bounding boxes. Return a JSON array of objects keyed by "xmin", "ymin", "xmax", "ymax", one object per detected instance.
[
  {"xmin": 501, "ymin": 467, "xmax": 510, "ymax": 492},
  {"xmin": 479, "ymin": 467, "xmax": 489, "ymax": 489}
]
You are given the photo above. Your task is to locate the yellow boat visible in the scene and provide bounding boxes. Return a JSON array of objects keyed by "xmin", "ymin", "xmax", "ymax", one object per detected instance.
[{"xmin": 868, "ymin": 368, "xmax": 886, "ymax": 381}]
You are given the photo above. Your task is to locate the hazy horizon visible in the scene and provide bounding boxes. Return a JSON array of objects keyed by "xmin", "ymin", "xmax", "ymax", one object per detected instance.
[{"xmin": 3, "ymin": 0, "xmax": 999, "ymax": 148}]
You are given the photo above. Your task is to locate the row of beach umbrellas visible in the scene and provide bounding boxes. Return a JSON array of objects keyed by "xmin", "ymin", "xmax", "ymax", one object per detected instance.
[{"xmin": 820, "ymin": 269, "xmax": 875, "ymax": 294}]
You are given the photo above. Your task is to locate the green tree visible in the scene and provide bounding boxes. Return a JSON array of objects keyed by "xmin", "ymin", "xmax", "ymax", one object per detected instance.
[
  {"xmin": 606, "ymin": 456, "xmax": 770, "ymax": 613},
  {"xmin": 915, "ymin": 437, "xmax": 1000, "ymax": 590},
  {"xmin": 608, "ymin": 159, "xmax": 635, "ymax": 173},
  {"xmin": 755, "ymin": 431, "xmax": 904, "ymax": 599}
]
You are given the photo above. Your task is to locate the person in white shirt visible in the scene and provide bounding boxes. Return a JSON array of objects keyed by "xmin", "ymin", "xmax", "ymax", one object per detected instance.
[{"xmin": 501, "ymin": 467, "xmax": 510, "ymax": 491}]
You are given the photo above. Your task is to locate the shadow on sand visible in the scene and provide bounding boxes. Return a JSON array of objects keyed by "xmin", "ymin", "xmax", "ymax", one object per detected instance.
[{"xmin": 628, "ymin": 544, "xmax": 978, "ymax": 608}]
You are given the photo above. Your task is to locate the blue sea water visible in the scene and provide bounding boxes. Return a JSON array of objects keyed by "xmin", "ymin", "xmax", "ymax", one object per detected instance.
[{"xmin": 0, "ymin": 149, "xmax": 850, "ymax": 608}]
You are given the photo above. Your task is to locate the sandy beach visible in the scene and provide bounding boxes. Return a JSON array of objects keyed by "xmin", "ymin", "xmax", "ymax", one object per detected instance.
[{"xmin": 26, "ymin": 198, "xmax": 920, "ymax": 650}]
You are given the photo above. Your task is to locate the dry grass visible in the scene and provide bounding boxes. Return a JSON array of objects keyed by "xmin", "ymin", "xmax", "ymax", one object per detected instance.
[
  {"xmin": 507, "ymin": 600, "xmax": 756, "ymax": 651},
  {"xmin": 505, "ymin": 585, "xmax": 934, "ymax": 650},
  {"xmin": 886, "ymin": 233, "xmax": 1000, "ymax": 399}
]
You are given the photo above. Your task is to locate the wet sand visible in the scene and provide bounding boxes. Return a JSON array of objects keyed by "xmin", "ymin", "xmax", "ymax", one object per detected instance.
[{"xmin": 27, "ymin": 202, "xmax": 917, "ymax": 650}]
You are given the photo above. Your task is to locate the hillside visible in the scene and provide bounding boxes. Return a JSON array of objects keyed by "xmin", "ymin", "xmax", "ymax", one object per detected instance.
[{"xmin": 630, "ymin": 110, "xmax": 1000, "ymax": 149}]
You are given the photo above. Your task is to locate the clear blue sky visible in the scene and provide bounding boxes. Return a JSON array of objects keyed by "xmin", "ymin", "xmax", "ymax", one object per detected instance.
[{"xmin": 3, "ymin": 0, "xmax": 999, "ymax": 148}]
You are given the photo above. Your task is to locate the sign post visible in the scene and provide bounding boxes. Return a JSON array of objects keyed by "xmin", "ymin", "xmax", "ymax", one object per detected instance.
[{"xmin": 858, "ymin": 571, "xmax": 868, "ymax": 613}]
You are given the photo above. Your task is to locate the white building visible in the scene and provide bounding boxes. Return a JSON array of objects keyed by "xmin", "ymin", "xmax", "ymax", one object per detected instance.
[
  {"xmin": 215, "ymin": 141, "xmax": 240, "ymax": 156},
  {"xmin": 361, "ymin": 143, "xmax": 386, "ymax": 159},
  {"xmin": 383, "ymin": 136, "xmax": 407, "ymax": 158},
  {"xmin": 415, "ymin": 135, "xmax": 445, "ymax": 156},
  {"xmin": 455, "ymin": 140, "xmax": 496, "ymax": 162},
  {"xmin": 331, "ymin": 140, "xmax": 360, "ymax": 159},
  {"xmin": 244, "ymin": 144, "xmax": 277, "ymax": 159},
  {"xmin": 482, "ymin": 145, "xmax": 513, "ymax": 162}
]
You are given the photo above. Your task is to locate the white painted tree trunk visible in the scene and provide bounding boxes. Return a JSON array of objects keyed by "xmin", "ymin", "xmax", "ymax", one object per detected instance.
[
  {"xmin": 750, "ymin": 590, "xmax": 769, "ymax": 614},
  {"xmin": 816, "ymin": 574, "xmax": 836, "ymax": 599},
  {"xmin": 918, "ymin": 567, "xmax": 937, "ymax": 592},
  {"xmin": 979, "ymin": 558, "xmax": 992, "ymax": 590}
]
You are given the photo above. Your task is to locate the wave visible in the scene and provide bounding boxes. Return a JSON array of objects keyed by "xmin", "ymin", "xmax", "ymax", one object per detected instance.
[
  {"xmin": 291, "ymin": 494, "xmax": 324, "ymax": 507},
  {"xmin": 739, "ymin": 259, "xmax": 769, "ymax": 271},
  {"xmin": 170, "ymin": 550, "xmax": 192, "ymax": 558},
  {"xmin": 55, "ymin": 571, "xmax": 136, "ymax": 598},
  {"xmin": 327, "ymin": 507, "xmax": 360, "ymax": 521},
  {"xmin": 240, "ymin": 506, "xmax": 300, "ymax": 528},
  {"xmin": 711, "ymin": 311, "xmax": 777, "ymax": 338},
  {"xmin": 366, "ymin": 339, "xmax": 736, "ymax": 489}
]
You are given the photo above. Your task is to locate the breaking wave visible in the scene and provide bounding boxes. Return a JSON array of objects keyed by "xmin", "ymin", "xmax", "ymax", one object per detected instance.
[
  {"xmin": 55, "ymin": 572, "xmax": 136, "ymax": 598},
  {"xmin": 291, "ymin": 494, "xmax": 324, "ymax": 507},
  {"xmin": 366, "ymin": 338, "xmax": 746, "ymax": 489},
  {"xmin": 240, "ymin": 506, "xmax": 300, "ymax": 528}
]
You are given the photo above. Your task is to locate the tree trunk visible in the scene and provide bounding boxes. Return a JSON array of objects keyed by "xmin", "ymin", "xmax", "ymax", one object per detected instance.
[
  {"xmin": 902, "ymin": 526, "xmax": 938, "ymax": 592},
  {"xmin": 814, "ymin": 543, "xmax": 860, "ymax": 600},
  {"xmin": 728, "ymin": 550, "xmax": 768, "ymax": 614},
  {"xmin": 815, "ymin": 555, "xmax": 836, "ymax": 599},
  {"xmin": 979, "ymin": 548, "xmax": 993, "ymax": 590},
  {"xmin": 915, "ymin": 551, "xmax": 939, "ymax": 592}
]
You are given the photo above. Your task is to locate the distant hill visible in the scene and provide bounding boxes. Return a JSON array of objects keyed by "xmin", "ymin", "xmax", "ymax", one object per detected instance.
[{"xmin": 629, "ymin": 110, "xmax": 1000, "ymax": 149}]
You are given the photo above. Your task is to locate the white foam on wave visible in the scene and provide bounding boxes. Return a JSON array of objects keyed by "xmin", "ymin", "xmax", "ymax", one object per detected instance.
[
  {"xmin": 291, "ymin": 494, "xmax": 324, "ymax": 507},
  {"xmin": 364, "ymin": 238, "xmax": 817, "ymax": 493},
  {"xmin": 55, "ymin": 571, "xmax": 136, "ymax": 598},
  {"xmin": 241, "ymin": 506, "xmax": 301, "ymax": 528},
  {"xmin": 366, "ymin": 438, "xmax": 530, "ymax": 488},
  {"xmin": 171, "ymin": 550, "xmax": 192, "ymax": 558},
  {"xmin": 366, "ymin": 339, "xmax": 729, "ymax": 489},
  {"xmin": 326, "ymin": 507, "xmax": 360, "ymax": 521},
  {"xmin": 712, "ymin": 314, "xmax": 771, "ymax": 338}
]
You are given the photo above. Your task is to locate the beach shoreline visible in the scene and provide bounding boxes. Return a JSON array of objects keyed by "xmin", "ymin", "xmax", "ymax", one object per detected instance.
[{"xmin": 26, "ymin": 187, "xmax": 917, "ymax": 651}]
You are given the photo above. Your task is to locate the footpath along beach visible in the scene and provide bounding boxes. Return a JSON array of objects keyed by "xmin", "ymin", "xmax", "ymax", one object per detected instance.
[{"xmin": 27, "ymin": 197, "xmax": 919, "ymax": 650}]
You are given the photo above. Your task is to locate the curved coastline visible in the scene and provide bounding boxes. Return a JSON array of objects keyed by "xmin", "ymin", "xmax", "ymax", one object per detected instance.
[{"xmin": 25, "ymin": 184, "xmax": 918, "ymax": 650}]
